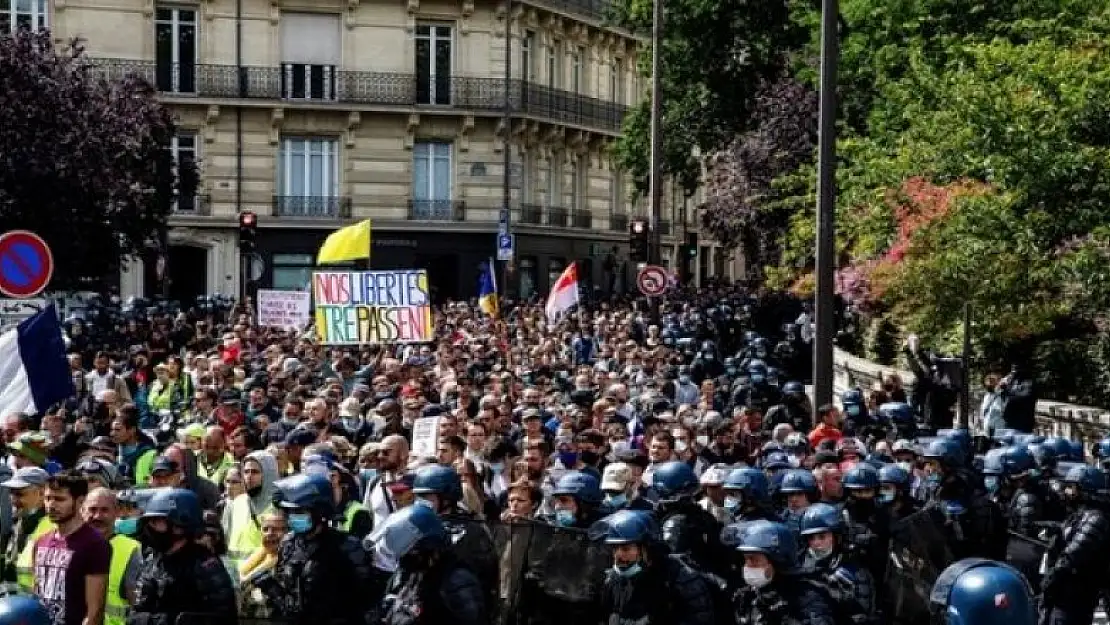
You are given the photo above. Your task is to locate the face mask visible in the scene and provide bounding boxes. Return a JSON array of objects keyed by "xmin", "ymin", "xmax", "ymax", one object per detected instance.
[
  {"xmin": 808, "ymin": 546, "xmax": 833, "ymax": 560},
  {"xmin": 288, "ymin": 513, "xmax": 314, "ymax": 534},
  {"xmin": 845, "ymin": 405, "xmax": 862, "ymax": 417},
  {"xmin": 555, "ymin": 509, "xmax": 576, "ymax": 527},
  {"xmin": 742, "ymin": 566, "xmax": 772, "ymax": 589},
  {"xmin": 724, "ymin": 496, "xmax": 741, "ymax": 513},
  {"xmin": 984, "ymin": 476, "xmax": 1001, "ymax": 494},
  {"xmin": 114, "ymin": 517, "xmax": 138, "ymax": 536},
  {"xmin": 142, "ymin": 527, "xmax": 175, "ymax": 553},
  {"xmin": 579, "ymin": 451, "xmax": 600, "ymax": 466},
  {"xmin": 489, "ymin": 462, "xmax": 505, "ymax": 475},
  {"xmin": 558, "ymin": 451, "xmax": 579, "ymax": 467},
  {"xmin": 926, "ymin": 473, "xmax": 942, "ymax": 486},
  {"xmin": 878, "ymin": 491, "xmax": 895, "ymax": 504},
  {"xmin": 605, "ymin": 493, "xmax": 628, "ymax": 509},
  {"xmin": 674, "ymin": 440, "xmax": 688, "ymax": 453},
  {"xmin": 1028, "ymin": 468, "xmax": 1041, "ymax": 479},
  {"xmin": 413, "ymin": 497, "xmax": 435, "ymax": 511},
  {"xmin": 613, "ymin": 562, "xmax": 643, "ymax": 578},
  {"xmin": 360, "ymin": 468, "xmax": 379, "ymax": 485},
  {"xmin": 897, "ymin": 461, "xmax": 914, "ymax": 473},
  {"xmin": 696, "ymin": 435, "xmax": 710, "ymax": 448}
]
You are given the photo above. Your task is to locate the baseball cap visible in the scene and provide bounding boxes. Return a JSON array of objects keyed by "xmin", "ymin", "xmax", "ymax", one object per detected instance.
[
  {"xmin": 150, "ymin": 456, "xmax": 180, "ymax": 476},
  {"xmin": 1, "ymin": 466, "xmax": 49, "ymax": 490},
  {"xmin": 601, "ymin": 462, "xmax": 632, "ymax": 491}
]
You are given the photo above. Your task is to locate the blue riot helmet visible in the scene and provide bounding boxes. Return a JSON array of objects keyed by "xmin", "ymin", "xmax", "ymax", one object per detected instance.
[
  {"xmin": 842, "ymin": 464, "xmax": 880, "ymax": 495},
  {"xmin": 763, "ymin": 452, "xmax": 791, "ymax": 472},
  {"xmin": 588, "ymin": 509, "xmax": 659, "ymax": 545},
  {"xmin": 922, "ymin": 438, "xmax": 963, "ymax": 487},
  {"xmin": 930, "ymin": 559, "xmax": 1035, "ymax": 625},
  {"xmin": 736, "ymin": 520, "xmax": 799, "ymax": 575},
  {"xmin": 412, "ymin": 464, "xmax": 464, "ymax": 510},
  {"xmin": 939, "ymin": 429, "xmax": 973, "ymax": 462},
  {"xmin": 1060, "ymin": 464, "xmax": 1108, "ymax": 501},
  {"xmin": 551, "ymin": 470, "xmax": 603, "ymax": 527},
  {"xmin": 748, "ymin": 360, "xmax": 768, "ymax": 385},
  {"xmin": 723, "ymin": 467, "xmax": 770, "ymax": 516},
  {"xmin": 274, "ymin": 473, "xmax": 334, "ymax": 521},
  {"xmin": 864, "ymin": 451, "xmax": 893, "ymax": 469},
  {"xmin": 751, "ymin": 338, "xmax": 770, "ymax": 360},
  {"xmin": 1043, "ymin": 437, "xmax": 1072, "ymax": 461},
  {"xmin": 364, "ymin": 501, "xmax": 445, "ymax": 572},
  {"xmin": 878, "ymin": 465, "xmax": 911, "ymax": 503},
  {"xmin": 141, "ymin": 488, "xmax": 202, "ymax": 534},
  {"xmin": 799, "ymin": 502, "xmax": 845, "ymax": 536},
  {"xmin": 760, "ymin": 441, "xmax": 784, "ymax": 459},
  {"xmin": 0, "ymin": 596, "xmax": 50, "ymax": 625},
  {"xmin": 840, "ymin": 388, "xmax": 865, "ymax": 419},
  {"xmin": 879, "ymin": 402, "xmax": 914, "ymax": 424},
  {"xmin": 1025, "ymin": 443, "xmax": 1056, "ymax": 478},
  {"xmin": 781, "ymin": 381, "xmax": 805, "ymax": 400},
  {"xmin": 778, "ymin": 469, "xmax": 818, "ymax": 498},
  {"xmin": 981, "ymin": 449, "xmax": 1006, "ymax": 496},
  {"xmin": 650, "ymin": 461, "xmax": 698, "ymax": 501},
  {"xmin": 999, "ymin": 446, "xmax": 1035, "ymax": 477},
  {"xmin": 993, "ymin": 429, "xmax": 1017, "ymax": 446},
  {"xmin": 723, "ymin": 357, "xmax": 739, "ymax": 376},
  {"xmin": 1093, "ymin": 437, "xmax": 1110, "ymax": 467},
  {"xmin": 1067, "ymin": 440, "xmax": 1084, "ymax": 462}
]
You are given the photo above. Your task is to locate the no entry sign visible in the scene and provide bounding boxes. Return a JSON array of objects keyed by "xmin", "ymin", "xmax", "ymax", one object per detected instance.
[
  {"xmin": 0, "ymin": 231, "xmax": 54, "ymax": 299},
  {"xmin": 637, "ymin": 264, "xmax": 669, "ymax": 297}
]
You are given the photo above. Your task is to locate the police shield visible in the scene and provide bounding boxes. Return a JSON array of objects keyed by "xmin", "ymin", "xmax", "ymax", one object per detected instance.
[
  {"xmin": 886, "ymin": 508, "xmax": 956, "ymax": 624},
  {"xmin": 494, "ymin": 520, "xmax": 610, "ymax": 625},
  {"xmin": 446, "ymin": 517, "xmax": 500, "ymax": 610}
]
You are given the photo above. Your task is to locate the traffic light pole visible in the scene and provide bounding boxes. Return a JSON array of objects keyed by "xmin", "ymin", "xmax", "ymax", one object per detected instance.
[{"xmin": 647, "ymin": 0, "xmax": 663, "ymax": 266}]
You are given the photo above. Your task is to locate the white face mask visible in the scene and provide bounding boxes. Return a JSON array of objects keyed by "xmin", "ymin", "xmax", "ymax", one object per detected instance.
[
  {"xmin": 674, "ymin": 439, "xmax": 689, "ymax": 453},
  {"xmin": 743, "ymin": 566, "xmax": 772, "ymax": 589},
  {"xmin": 897, "ymin": 461, "xmax": 913, "ymax": 473}
]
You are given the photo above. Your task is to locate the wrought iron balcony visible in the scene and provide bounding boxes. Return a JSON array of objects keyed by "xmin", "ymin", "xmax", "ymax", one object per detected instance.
[
  {"xmin": 89, "ymin": 59, "xmax": 629, "ymax": 134},
  {"xmin": 408, "ymin": 199, "xmax": 466, "ymax": 221},
  {"xmin": 571, "ymin": 208, "xmax": 593, "ymax": 229},
  {"xmin": 609, "ymin": 212, "xmax": 628, "ymax": 231},
  {"xmin": 519, "ymin": 204, "xmax": 544, "ymax": 224},
  {"xmin": 519, "ymin": 0, "xmax": 614, "ymax": 23},
  {"xmin": 545, "ymin": 205, "xmax": 569, "ymax": 227},
  {"xmin": 272, "ymin": 196, "xmax": 352, "ymax": 218}
]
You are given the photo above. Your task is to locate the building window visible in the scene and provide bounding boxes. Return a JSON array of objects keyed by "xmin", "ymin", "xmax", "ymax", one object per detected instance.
[
  {"xmin": 272, "ymin": 253, "xmax": 314, "ymax": 291},
  {"xmin": 571, "ymin": 46, "xmax": 586, "ymax": 94},
  {"xmin": 169, "ymin": 133, "xmax": 198, "ymax": 212},
  {"xmin": 546, "ymin": 40, "xmax": 560, "ymax": 89},
  {"xmin": 547, "ymin": 153, "xmax": 562, "ymax": 207},
  {"xmin": 611, "ymin": 169, "xmax": 624, "ymax": 214},
  {"xmin": 155, "ymin": 6, "xmax": 196, "ymax": 94},
  {"xmin": 569, "ymin": 156, "xmax": 587, "ymax": 211},
  {"xmin": 413, "ymin": 141, "xmax": 453, "ymax": 219},
  {"xmin": 521, "ymin": 151, "xmax": 534, "ymax": 204},
  {"xmin": 547, "ymin": 258, "xmax": 565, "ymax": 290},
  {"xmin": 521, "ymin": 31, "xmax": 535, "ymax": 83},
  {"xmin": 415, "ymin": 23, "xmax": 452, "ymax": 105},
  {"xmin": 0, "ymin": 0, "xmax": 47, "ymax": 32},
  {"xmin": 280, "ymin": 13, "xmax": 341, "ymax": 101},
  {"xmin": 518, "ymin": 257, "xmax": 537, "ymax": 300},
  {"xmin": 610, "ymin": 58, "xmax": 624, "ymax": 104},
  {"xmin": 277, "ymin": 137, "xmax": 340, "ymax": 217}
]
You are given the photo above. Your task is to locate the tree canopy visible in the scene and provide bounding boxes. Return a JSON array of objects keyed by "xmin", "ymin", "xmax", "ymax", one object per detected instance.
[{"xmin": 0, "ymin": 29, "xmax": 193, "ymax": 291}]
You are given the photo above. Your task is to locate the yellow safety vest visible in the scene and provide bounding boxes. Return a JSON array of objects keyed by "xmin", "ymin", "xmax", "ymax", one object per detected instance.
[
  {"xmin": 18, "ymin": 516, "xmax": 54, "ymax": 593},
  {"xmin": 342, "ymin": 501, "xmax": 367, "ymax": 533},
  {"xmin": 226, "ymin": 495, "xmax": 264, "ymax": 577},
  {"xmin": 106, "ymin": 534, "xmax": 140, "ymax": 625},
  {"xmin": 196, "ymin": 452, "xmax": 233, "ymax": 485},
  {"xmin": 134, "ymin": 449, "xmax": 157, "ymax": 486}
]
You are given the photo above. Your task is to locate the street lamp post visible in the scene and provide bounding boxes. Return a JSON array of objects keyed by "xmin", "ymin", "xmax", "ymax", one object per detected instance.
[
  {"xmin": 648, "ymin": 0, "xmax": 664, "ymax": 266},
  {"xmin": 812, "ymin": 0, "xmax": 839, "ymax": 406}
]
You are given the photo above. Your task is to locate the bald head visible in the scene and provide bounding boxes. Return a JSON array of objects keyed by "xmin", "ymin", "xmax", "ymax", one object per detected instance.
[
  {"xmin": 82, "ymin": 487, "xmax": 119, "ymax": 536},
  {"xmin": 380, "ymin": 434, "xmax": 409, "ymax": 472}
]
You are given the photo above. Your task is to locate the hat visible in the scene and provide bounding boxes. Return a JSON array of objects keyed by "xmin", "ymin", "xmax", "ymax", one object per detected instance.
[
  {"xmin": 178, "ymin": 423, "xmax": 207, "ymax": 440},
  {"xmin": 1, "ymin": 466, "xmax": 49, "ymax": 490},
  {"xmin": 219, "ymin": 390, "xmax": 242, "ymax": 405},
  {"xmin": 700, "ymin": 465, "xmax": 730, "ymax": 486},
  {"xmin": 521, "ymin": 408, "xmax": 542, "ymax": 421},
  {"xmin": 9, "ymin": 433, "xmax": 48, "ymax": 467},
  {"xmin": 285, "ymin": 427, "xmax": 318, "ymax": 447},
  {"xmin": 814, "ymin": 450, "xmax": 840, "ymax": 466},
  {"xmin": 387, "ymin": 473, "xmax": 415, "ymax": 494},
  {"xmin": 150, "ymin": 456, "xmax": 179, "ymax": 475},
  {"xmin": 601, "ymin": 462, "xmax": 632, "ymax": 491}
]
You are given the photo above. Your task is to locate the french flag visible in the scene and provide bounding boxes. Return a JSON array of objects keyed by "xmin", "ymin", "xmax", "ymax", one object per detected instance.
[{"xmin": 0, "ymin": 305, "xmax": 74, "ymax": 415}]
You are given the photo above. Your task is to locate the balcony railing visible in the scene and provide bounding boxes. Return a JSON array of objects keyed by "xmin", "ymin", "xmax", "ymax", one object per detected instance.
[
  {"xmin": 545, "ymin": 205, "xmax": 569, "ymax": 227},
  {"xmin": 572, "ymin": 208, "xmax": 592, "ymax": 229},
  {"xmin": 609, "ymin": 212, "xmax": 628, "ymax": 231},
  {"xmin": 519, "ymin": 204, "xmax": 543, "ymax": 224},
  {"xmin": 272, "ymin": 196, "xmax": 352, "ymax": 219},
  {"xmin": 408, "ymin": 199, "xmax": 466, "ymax": 221},
  {"xmin": 658, "ymin": 219, "xmax": 672, "ymax": 236},
  {"xmin": 89, "ymin": 59, "xmax": 629, "ymax": 134},
  {"xmin": 519, "ymin": 0, "xmax": 614, "ymax": 23}
]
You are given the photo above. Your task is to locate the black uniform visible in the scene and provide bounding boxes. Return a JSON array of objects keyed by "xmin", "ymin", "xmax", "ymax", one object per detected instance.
[
  {"xmin": 656, "ymin": 499, "xmax": 726, "ymax": 575},
  {"xmin": 600, "ymin": 551, "xmax": 717, "ymax": 625},
  {"xmin": 262, "ymin": 527, "xmax": 375, "ymax": 625},
  {"xmin": 1004, "ymin": 481, "xmax": 1050, "ymax": 587},
  {"xmin": 1042, "ymin": 505, "xmax": 1110, "ymax": 625},
  {"xmin": 731, "ymin": 574, "xmax": 837, "ymax": 625},
  {"xmin": 128, "ymin": 542, "xmax": 237, "ymax": 625},
  {"xmin": 379, "ymin": 551, "xmax": 487, "ymax": 625}
]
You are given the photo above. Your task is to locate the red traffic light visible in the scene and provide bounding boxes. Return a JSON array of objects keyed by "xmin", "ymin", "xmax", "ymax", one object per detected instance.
[
  {"xmin": 630, "ymin": 219, "xmax": 648, "ymax": 234},
  {"xmin": 239, "ymin": 211, "xmax": 257, "ymax": 227}
]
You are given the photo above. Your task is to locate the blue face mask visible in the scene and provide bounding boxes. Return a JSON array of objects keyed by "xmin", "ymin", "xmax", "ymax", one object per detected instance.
[
  {"xmin": 413, "ymin": 497, "xmax": 435, "ymax": 510},
  {"xmin": 878, "ymin": 491, "xmax": 895, "ymax": 504},
  {"xmin": 926, "ymin": 473, "xmax": 942, "ymax": 486},
  {"xmin": 558, "ymin": 451, "xmax": 578, "ymax": 467},
  {"xmin": 724, "ymin": 496, "xmax": 741, "ymax": 513},
  {"xmin": 605, "ymin": 493, "xmax": 628, "ymax": 509},
  {"xmin": 288, "ymin": 513, "xmax": 313, "ymax": 534},
  {"xmin": 984, "ymin": 476, "xmax": 1001, "ymax": 494},
  {"xmin": 613, "ymin": 562, "xmax": 643, "ymax": 578},
  {"xmin": 555, "ymin": 509, "xmax": 576, "ymax": 527},
  {"xmin": 114, "ymin": 517, "xmax": 138, "ymax": 536},
  {"xmin": 1028, "ymin": 468, "xmax": 1041, "ymax": 479},
  {"xmin": 489, "ymin": 462, "xmax": 505, "ymax": 475},
  {"xmin": 359, "ymin": 468, "xmax": 378, "ymax": 485}
]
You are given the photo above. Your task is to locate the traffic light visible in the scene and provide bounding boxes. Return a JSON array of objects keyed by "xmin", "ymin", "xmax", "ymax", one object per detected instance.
[
  {"xmin": 683, "ymin": 232, "xmax": 698, "ymax": 259},
  {"xmin": 629, "ymin": 218, "xmax": 650, "ymax": 263},
  {"xmin": 239, "ymin": 211, "xmax": 257, "ymax": 253}
]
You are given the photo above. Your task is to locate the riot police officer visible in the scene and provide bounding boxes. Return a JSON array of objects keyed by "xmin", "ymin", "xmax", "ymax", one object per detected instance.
[
  {"xmin": 731, "ymin": 520, "xmax": 836, "ymax": 625},
  {"xmin": 877, "ymin": 465, "xmax": 918, "ymax": 521},
  {"xmin": 651, "ymin": 461, "xmax": 725, "ymax": 575},
  {"xmin": 1041, "ymin": 464, "xmax": 1110, "ymax": 625},
  {"xmin": 765, "ymin": 382, "xmax": 813, "ymax": 434},
  {"xmin": 593, "ymin": 510, "xmax": 717, "ymax": 625},
  {"xmin": 776, "ymin": 469, "xmax": 818, "ymax": 536},
  {"xmin": 996, "ymin": 445, "xmax": 1048, "ymax": 588},
  {"xmin": 722, "ymin": 467, "xmax": 778, "ymax": 523},
  {"xmin": 800, "ymin": 503, "xmax": 878, "ymax": 625},
  {"xmin": 920, "ymin": 439, "xmax": 1005, "ymax": 560},
  {"xmin": 371, "ymin": 503, "xmax": 487, "ymax": 625},
  {"xmin": 548, "ymin": 471, "xmax": 605, "ymax": 528},
  {"xmin": 256, "ymin": 473, "xmax": 373, "ymax": 625},
  {"xmin": 128, "ymin": 488, "xmax": 237, "ymax": 625},
  {"xmin": 840, "ymin": 464, "xmax": 891, "ymax": 583},
  {"xmin": 930, "ymin": 559, "xmax": 1035, "ymax": 625}
]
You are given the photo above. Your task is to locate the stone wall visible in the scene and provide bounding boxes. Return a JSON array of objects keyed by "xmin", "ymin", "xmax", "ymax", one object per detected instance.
[{"xmin": 831, "ymin": 348, "xmax": 1110, "ymax": 447}]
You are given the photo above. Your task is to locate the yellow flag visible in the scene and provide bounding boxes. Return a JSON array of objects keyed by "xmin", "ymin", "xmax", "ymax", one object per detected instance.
[{"xmin": 317, "ymin": 220, "xmax": 371, "ymax": 264}]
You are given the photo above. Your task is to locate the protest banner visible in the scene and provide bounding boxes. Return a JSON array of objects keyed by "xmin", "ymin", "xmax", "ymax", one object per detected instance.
[
  {"xmin": 256, "ymin": 290, "xmax": 311, "ymax": 330},
  {"xmin": 411, "ymin": 416, "xmax": 442, "ymax": 458},
  {"xmin": 312, "ymin": 269, "xmax": 434, "ymax": 344}
]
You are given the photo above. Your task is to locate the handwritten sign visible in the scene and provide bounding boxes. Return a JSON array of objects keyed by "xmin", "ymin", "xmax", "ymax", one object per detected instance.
[
  {"xmin": 256, "ymin": 290, "xmax": 311, "ymax": 330},
  {"xmin": 411, "ymin": 416, "xmax": 442, "ymax": 459},
  {"xmin": 312, "ymin": 269, "xmax": 433, "ymax": 344}
]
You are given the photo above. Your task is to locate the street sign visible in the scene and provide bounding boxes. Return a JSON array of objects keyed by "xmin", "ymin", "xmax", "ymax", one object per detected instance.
[
  {"xmin": 636, "ymin": 264, "xmax": 669, "ymax": 297},
  {"xmin": 498, "ymin": 208, "xmax": 511, "ymax": 236},
  {"xmin": 496, "ymin": 234, "xmax": 515, "ymax": 261},
  {"xmin": 0, "ymin": 298, "xmax": 47, "ymax": 332},
  {"xmin": 0, "ymin": 230, "xmax": 54, "ymax": 299}
]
